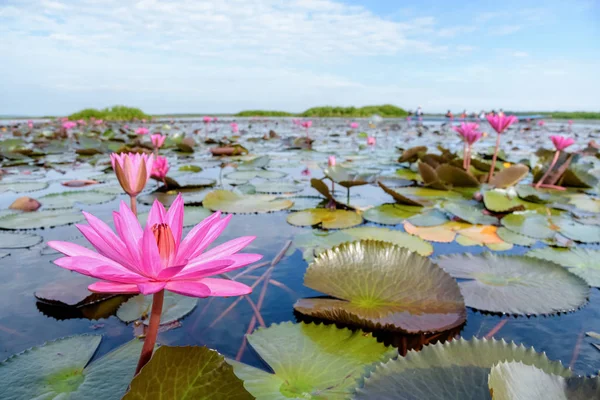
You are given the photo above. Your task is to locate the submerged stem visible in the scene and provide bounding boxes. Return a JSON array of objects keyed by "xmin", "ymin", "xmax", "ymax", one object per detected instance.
[
  {"xmin": 135, "ymin": 289, "xmax": 165, "ymax": 375},
  {"xmin": 130, "ymin": 195, "xmax": 137, "ymax": 216},
  {"xmin": 487, "ymin": 134, "xmax": 502, "ymax": 183},
  {"xmin": 534, "ymin": 150, "xmax": 560, "ymax": 189}
]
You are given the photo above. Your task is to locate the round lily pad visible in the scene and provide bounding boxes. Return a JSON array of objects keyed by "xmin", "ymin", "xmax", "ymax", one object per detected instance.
[
  {"xmin": 488, "ymin": 361, "xmax": 600, "ymax": 400},
  {"xmin": 139, "ymin": 187, "xmax": 212, "ymax": 206},
  {"xmin": 117, "ymin": 292, "xmax": 198, "ymax": 325},
  {"xmin": 403, "ymin": 221, "xmax": 470, "ymax": 243},
  {"xmin": 295, "ymin": 240, "xmax": 466, "ymax": 333},
  {"xmin": 138, "ymin": 206, "xmax": 212, "ymax": 228},
  {"xmin": 0, "ymin": 210, "xmax": 85, "ymax": 230},
  {"xmin": 444, "ymin": 201, "xmax": 497, "ymax": 225},
  {"xmin": 455, "ymin": 225, "xmax": 513, "ymax": 251},
  {"xmin": 406, "ymin": 209, "xmax": 450, "ymax": 227},
  {"xmin": 489, "ymin": 164, "xmax": 529, "ymax": 188},
  {"xmin": 436, "ymin": 164, "xmax": 480, "ymax": 187},
  {"xmin": 38, "ymin": 190, "xmax": 116, "ymax": 209},
  {"xmin": 553, "ymin": 217, "xmax": 600, "ymax": 243},
  {"xmin": 354, "ymin": 337, "xmax": 570, "ymax": 400},
  {"xmin": 526, "ymin": 247, "xmax": 600, "ymax": 287},
  {"xmin": 0, "ymin": 181, "xmax": 48, "ymax": 193},
  {"xmin": 225, "ymin": 169, "xmax": 287, "ymax": 180},
  {"xmin": 568, "ymin": 193, "xmax": 600, "ymax": 213},
  {"xmin": 501, "ymin": 212, "xmax": 558, "ymax": 239},
  {"xmin": 0, "ymin": 335, "xmax": 142, "ymax": 400},
  {"xmin": 435, "ymin": 253, "xmax": 589, "ymax": 315},
  {"xmin": 483, "ymin": 190, "xmax": 523, "ymax": 213},
  {"xmin": 203, "ymin": 190, "xmax": 293, "ymax": 213},
  {"xmin": 253, "ymin": 182, "xmax": 302, "ymax": 194},
  {"xmin": 0, "ymin": 232, "xmax": 43, "ymax": 248},
  {"xmin": 124, "ymin": 346, "xmax": 252, "ymax": 400},
  {"xmin": 287, "ymin": 208, "xmax": 363, "ymax": 229},
  {"xmin": 228, "ymin": 322, "xmax": 395, "ymax": 400},
  {"xmin": 363, "ymin": 204, "xmax": 422, "ymax": 225},
  {"xmin": 496, "ymin": 227, "xmax": 537, "ymax": 246}
]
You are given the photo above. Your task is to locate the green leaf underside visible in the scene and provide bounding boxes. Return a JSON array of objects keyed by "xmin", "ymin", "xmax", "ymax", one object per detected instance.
[
  {"xmin": 287, "ymin": 208, "xmax": 363, "ymax": 229},
  {"xmin": 354, "ymin": 337, "xmax": 570, "ymax": 399},
  {"xmin": 488, "ymin": 361, "xmax": 600, "ymax": 400},
  {"xmin": 295, "ymin": 240, "xmax": 465, "ymax": 333},
  {"xmin": 124, "ymin": 346, "xmax": 252, "ymax": 400},
  {"xmin": 228, "ymin": 322, "xmax": 395, "ymax": 400},
  {"xmin": 0, "ymin": 335, "xmax": 142, "ymax": 400},
  {"xmin": 203, "ymin": 190, "xmax": 293, "ymax": 213},
  {"xmin": 117, "ymin": 292, "xmax": 198, "ymax": 325},
  {"xmin": 435, "ymin": 253, "xmax": 589, "ymax": 315}
]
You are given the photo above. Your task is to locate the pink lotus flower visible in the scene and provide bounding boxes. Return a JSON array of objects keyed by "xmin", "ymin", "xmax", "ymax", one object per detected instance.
[
  {"xmin": 27, "ymin": 120, "xmax": 33, "ymax": 129},
  {"xmin": 486, "ymin": 114, "xmax": 518, "ymax": 134},
  {"xmin": 568, "ymin": 120, "xmax": 573, "ymax": 125},
  {"xmin": 110, "ymin": 152, "xmax": 154, "ymax": 197},
  {"xmin": 47, "ymin": 195, "xmax": 261, "ymax": 297},
  {"xmin": 124, "ymin": 124, "xmax": 129, "ymax": 130},
  {"xmin": 231, "ymin": 122, "xmax": 239, "ymax": 133},
  {"xmin": 301, "ymin": 167, "xmax": 311, "ymax": 176},
  {"xmin": 203, "ymin": 116, "xmax": 212, "ymax": 123},
  {"xmin": 213, "ymin": 117, "xmax": 218, "ymax": 122},
  {"xmin": 77, "ymin": 119, "xmax": 86, "ymax": 126},
  {"xmin": 453, "ymin": 123, "xmax": 482, "ymax": 145},
  {"xmin": 350, "ymin": 122, "xmax": 359, "ymax": 129},
  {"xmin": 62, "ymin": 121, "xmax": 77, "ymax": 130},
  {"xmin": 94, "ymin": 119, "xmax": 104, "ymax": 125},
  {"xmin": 301, "ymin": 121, "xmax": 313, "ymax": 129},
  {"xmin": 60, "ymin": 117, "xmax": 69, "ymax": 123},
  {"xmin": 136, "ymin": 127, "xmax": 150, "ymax": 135},
  {"xmin": 328, "ymin": 156, "xmax": 336, "ymax": 167},
  {"xmin": 151, "ymin": 156, "xmax": 169, "ymax": 180},
  {"xmin": 538, "ymin": 120, "xmax": 545, "ymax": 126},
  {"xmin": 406, "ymin": 116, "xmax": 412, "ymax": 121},
  {"xmin": 550, "ymin": 135, "xmax": 575, "ymax": 151},
  {"xmin": 151, "ymin": 134, "xmax": 165, "ymax": 149},
  {"xmin": 367, "ymin": 136, "xmax": 376, "ymax": 146}
]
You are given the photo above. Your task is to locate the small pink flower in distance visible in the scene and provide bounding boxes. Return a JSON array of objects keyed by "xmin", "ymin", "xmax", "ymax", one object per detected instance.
[
  {"xmin": 151, "ymin": 134, "xmax": 166, "ymax": 149},
  {"xmin": 213, "ymin": 117, "xmax": 218, "ymax": 122},
  {"xmin": 538, "ymin": 120, "xmax": 545, "ymax": 126},
  {"xmin": 94, "ymin": 119, "xmax": 104, "ymax": 125},
  {"xmin": 110, "ymin": 152, "xmax": 154, "ymax": 197},
  {"xmin": 124, "ymin": 124, "xmax": 129, "ymax": 130},
  {"xmin": 60, "ymin": 117, "xmax": 69, "ymax": 123},
  {"xmin": 151, "ymin": 156, "xmax": 170, "ymax": 179},
  {"xmin": 47, "ymin": 194, "xmax": 261, "ymax": 297},
  {"xmin": 231, "ymin": 122, "xmax": 239, "ymax": 133},
  {"xmin": 62, "ymin": 121, "xmax": 77, "ymax": 130},
  {"xmin": 27, "ymin": 120, "xmax": 33, "ymax": 129},
  {"xmin": 486, "ymin": 114, "xmax": 518, "ymax": 134},
  {"xmin": 301, "ymin": 121, "xmax": 313, "ymax": 129},
  {"xmin": 568, "ymin": 120, "xmax": 573, "ymax": 125},
  {"xmin": 142, "ymin": 119, "xmax": 147, "ymax": 124},
  {"xmin": 301, "ymin": 167, "xmax": 310, "ymax": 176},
  {"xmin": 77, "ymin": 119, "xmax": 86, "ymax": 126},
  {"xmin": 350, "ymin": 122, "xmax": 359, "ymax": 129},
  {"xmin": 203, "ymin": 116, "xmax": 212, "ymax": 123},
  {"xmin": 550, "ymin": 135, "xmax": 575, "ymax": 151},
  {"xmin": 406, "ymin": 116, "xmax": 412, "ymax": 121},
  {"xmin": 328, "ymin": 156, "xmax": 336, "ymax": 167},
  {"xmin": 367, "ymin": 136, "xmax": 376, "ymax": 146},
  {"xmin": 136, "ymin": 127, "xmax": 149, "ymax": 135}
]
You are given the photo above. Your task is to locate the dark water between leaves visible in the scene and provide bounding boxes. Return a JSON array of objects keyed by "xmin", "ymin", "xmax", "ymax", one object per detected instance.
[{"xmin": 0, "ymin": 118, "xmax": 599, "ymax": 377}]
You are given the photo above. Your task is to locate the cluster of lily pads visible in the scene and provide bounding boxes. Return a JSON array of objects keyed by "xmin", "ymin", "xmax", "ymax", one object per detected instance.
[{"xmin": 0, "ymin": 117, "xmax": 599, "ymax": 398}]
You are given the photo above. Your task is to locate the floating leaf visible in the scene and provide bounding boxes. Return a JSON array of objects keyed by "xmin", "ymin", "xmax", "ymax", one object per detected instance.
[
  {"xmin": 139, "ymin": 186, "xmax": 213, "ymax": 206},
  {"xmin": 418, "ymin": 162, "xmax": 447, "ymax": 190},
  {"xmin": 501, "ymin": 212, "xmax": 558, "ymax": 239},
  {"xmin": 0, "ymin": 231, "xmax": 43, "ymax": 248},
  {"xmin": 0, "ymin": 336, "xmax": 142, "ymax": 400},
  {"xmin": 444, "ymin": 201, "xmax": 497, "ymax": 225},
  {"xmin": 124, "ymin": 346, "xmax": 251, "ymax": 400},
  {"xmin": 488, "ymin": 361, "xmax": 600, "ymax": 400},
  {"xmin": 435, "ymin": 253, "xmax": 589, "ymax": 315},
  {"xmin": 178, "ymin": 164, "xmax": 203, "ymax": 173},
  {"xmin": 354, "ymin": 337, "xmax": 570, "ymax": 400},
  {"xmin": 398, "ymin": 146, "xmax": 427, "ymax": 163},
  {"xmin": 0, "ymin": 209, "xmax": 85, "ymax": 230},
  {"xmin": 515, "ymin": 185, "xmax": 556, "ymax": 204},
  {"xmin": 287, "ymin": 208, "xmax": 363, "ymax": 229},
  {"xmin": 324, "ymin": 165, "xmax": 376, "ymax": 188},
  {"xmin": 253, "ymin": 182, "xmax": 302, "ymax": 194},
  {"xmin": 489, "ymin": 164, "xmax": 529, "ymax": 188},
  {"xmin": 553, "ymin": 217, "xmax": 600, "ymax": 243},
  {"xmin": 0, "ymin": 181, "xmax": 48, "ymax": 193},
  {"xmin": 117, "ymin": 292, "xmax": 198, "ymax": 325},
  {"xmin": 237, "ymin": 155, "xmax": 270, "ymax": 170},
  {"xmin": 295, "ymin": 240, "xmax": 466, "ymax": 333},
  {"xmin": 483, "ymin": 190, "xmax": 524, "ymax": 213},
  {"xmin": 138, "ymin": 206, "xmax": 212, "ymax": 227},
  {"xmin": 9, "ymin": 196, "xmax": 41, "ymax": 212},
  {"xmin": 436, "ymin": 164, "xmax": 480, "ymax": 187},
  {"xmin": 377, "ymin": 181, "xmax": 422, "ymax": 206},
  {"xmin": 363, "ymin": 204, "xmax": 422, "ymax": 225},
  {"xmin": 38, "ymin": 190, "xmax": 116, "ymax": 209},
  {"xmin": 403, "ymin": 221, "xmax": 470, "ymax": 243},
  {"xmin": 229, "ymin": 322, "xmax": 394, "ymax": 400},
  {"xmin": 203, "ymin": 190, "xmax": 293, "ymax": 213},
  {"xmin": 406, "ymin": 208, "xmax": 450, "ymax": 227},
  {"xmin": 456, "ymin": 225, "xmax": 512, "ymax": 250},
  {"xmin": 61, "ymin": 179, "xmax": 99, "ymax": 187},
  {"xmin": 526, "ymin": 247, "xmax": 600, "ymax": 287},
  {"xmin": 226, "ymin": 169, "xmax": 286, "ymax": 180},
  {"xmin": 496, "ymin": 227, "xmax": 537, "ymax": 246},
  {"xmin": 569, "ymin": 193, "xmax": 600, "ymax": 213}
]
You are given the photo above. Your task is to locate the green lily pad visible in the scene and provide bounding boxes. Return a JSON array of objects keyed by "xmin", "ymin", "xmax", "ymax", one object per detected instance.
[
  {"xmin": 515, "ymin": 185, "xmax": 556, "ymax": 204},
  {"xmin": 483, "ymin": 190, "xmax": 524, "ymax": 213},
  {"xmin": 38, "ymin": 190, "xmax": 116, "ymax": 209},
  {"xmin": 203, "ymin": 190, "xmax": 293, "ymax": 213},
  {"xmin": 228, "ymin": 322, "xmax": 395, "ymax": 400},
  {"xmin": 496, "ymin": 227, "xmax": 537, "ymax": 246},
  {"xmin": 395, "ymin": 168, "xmax": 421, "ymax": 182},
  {"xmin": 406, "ymin": 209, "xmax": 450, "ymax": 227},
  {"xmin": 287, "ymin": 208, "xmax": 363, "ymax": 229},
  {"xmin": 444, "ymin": 201, "xmax": 497, "ymax": 225},
  {"xmin": 363, "ymin": 204, "xmax": 422, "ymax": 225},
  {"xmin": 526, "ymin": 247, "xmax": 600, "ymax": 287},
  {"xmin": 178, "ymin": 164, "xmax": 203, "ymax": 173},
  {"xmin": 117, "ymin": 292, "xmax": 198, "ymax": 325},
  {"xmin": 0, "ymin": 232, "xmax": 43, "ymax": 248},
  {"xmin": 324, "ymin": 165, "xmax": 375, "ymax": 188},
  {"xmin": 380, "ymin": 183, "xmax": 462, "ymax": 207},
  {"xmin": 225, "ymin": 169, "xmax": 287, "ymax": 180},
  {"xmin": 252, "ymin": 182, "xmax": 303, "ymax": 194},
  {"xmin": 488, "ymin": 361, "xmax": 600, "ymax": 400},
  {"xmin": 436, "ymin": 164, "xmax": 480, "ymax": 188},
  {"xmin": 489, "ymin": 164, "xmax": 529, "ymax": 188},
  {"xmin": 237, "ymin": 155, "xmax": 270, "ymax": 170},
  {"xmin": 138, "ymin": 187, "xmax": 213, "ymax": 206},
  {"xmin": 501, "ymin": 212, "xmax": 558, "ymax": 239},
  {"xmin": 0, "ymin": 335, "xmax": 142, "ymax": 400},
  {"xmin": 138, "ymin": 206, "xmax": 212, "ymax": 228},
  {"xmin": 435, "ymin": 253, "xmax": 589, "ymax": 315},
  {"xmin": 0, "ymin": 181, "xmax": 49, "ymax": 193},
  {"xmin": 295, "ymin": 240, "xmax": 466, "ymax": 333},
  {"xmin": 568, "ymin": 193, "xmax": 600, "ymax": 213},
  {"xmin": 124, "ymin": 346, "xmax": 252, "ymax": 400},
  {"xmin": 0, "ymin": 210, "xmax": 85, "ymax": 230},
  {"xmin": 553, "ymin": 217, "xmax": 600, "ymax": 243},
  {"xmin": 354, "ymin": 337, "xmax": 570, "ymax": 400}
]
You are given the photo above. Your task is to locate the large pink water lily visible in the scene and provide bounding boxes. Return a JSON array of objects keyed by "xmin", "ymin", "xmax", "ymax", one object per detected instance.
[
  {"xmin": 48, "ymin": 195, "xmax": 261, "ymax": 298},
  {"xmin": 550, "ymin": 135, "xmax": 575, "ymax": 151},
  {"xmin": 453, "ymin": 122, "xmax": 482, "ymax": 145},
  {"xmin": 486, "ymin": 114, "xmax": 518, "ymax": 134}
]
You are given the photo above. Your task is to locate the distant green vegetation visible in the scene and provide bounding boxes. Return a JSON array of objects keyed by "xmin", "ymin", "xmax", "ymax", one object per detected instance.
[
  {"xmin": 235, "ymin": 104, "xmax": 408, "ymax": 118},
  {"xmin": 68, "ymin": 105, "xmax": 150, "ymax": 121},
  {"xmin": 511, "ymin": 111, "xmax": 600, "ymax": 120},
  {"xmin": 235, "ymin": 110, "xmax": 295, "ymax": 117}
]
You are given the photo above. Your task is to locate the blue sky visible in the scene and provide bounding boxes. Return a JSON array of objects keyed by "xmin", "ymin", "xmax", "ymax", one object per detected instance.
[{"xmin": 1, "ymin": 0, "xmax": 598, "ymax": 115}]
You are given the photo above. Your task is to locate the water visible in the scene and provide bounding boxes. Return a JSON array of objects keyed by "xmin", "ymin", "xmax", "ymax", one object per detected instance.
[{"xmin": 0, "ymin": 117, "xmax": 598, "ymax": 376}]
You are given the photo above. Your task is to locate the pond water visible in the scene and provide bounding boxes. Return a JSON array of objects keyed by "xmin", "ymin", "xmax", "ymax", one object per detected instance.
[{"xmin": 0, "ymin": 117, "xmax": 599, "ymax": 379}]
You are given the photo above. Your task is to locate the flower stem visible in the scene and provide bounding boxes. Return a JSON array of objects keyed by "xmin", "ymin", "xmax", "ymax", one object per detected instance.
[
  {"xmin": 534, "ymin": 150, "xmax": 560, "ymax": 189},
  {"xmin": 135, "ymin": 289, "xmax": 165, "ymax": 375},
  {"xmin": 462, "ymin": 142, "xmax": 468, "ymax": 169},
  {"xmin": 487, "ymin": 134, "xmax": 502, "ymax": 183},
  {"xmin": 130, "ymin": 195, "xmax": 137, "ymax": 216},
  {"xmin": 466, "ymin": 145, "xmax": 472, "ymax": 171}
]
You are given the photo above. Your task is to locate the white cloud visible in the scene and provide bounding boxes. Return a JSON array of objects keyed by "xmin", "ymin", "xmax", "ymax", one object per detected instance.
[
  {"xmin": 490, "ymin": 25, "xmax": 522, "ymax": 35},
  {"xmin": 512, "ymin": 51, "xmax": 529, "ymax": 57}
]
